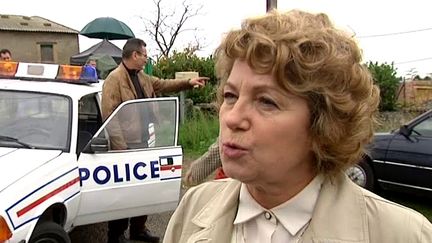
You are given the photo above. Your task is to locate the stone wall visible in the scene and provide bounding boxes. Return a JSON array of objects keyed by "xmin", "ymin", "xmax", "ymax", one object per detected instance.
[{"xmin": 0, "ymin": 31, "xmax": 78, "ymax": 64}]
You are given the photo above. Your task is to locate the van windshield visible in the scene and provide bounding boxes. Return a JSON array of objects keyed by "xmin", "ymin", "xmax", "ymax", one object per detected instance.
[{"xmin": 0, "ymin": 90, "xmax": 71, "ymax": 151}]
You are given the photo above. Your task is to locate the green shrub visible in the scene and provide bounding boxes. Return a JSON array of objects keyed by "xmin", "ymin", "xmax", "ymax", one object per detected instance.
[
  {"xmin": 186, "ymin": 83, "xmax": 217, "ymax": 104},
  {"xmin": 154, "ymin": 49, "xmax": 217, "ymax": 104},
  {"xmin": 178, "ymin": 109, "xmax": 219, "ymax": 156},
  {"xmin": 367, "ymin": 62, "xmax": 400, "ymax": 111}
]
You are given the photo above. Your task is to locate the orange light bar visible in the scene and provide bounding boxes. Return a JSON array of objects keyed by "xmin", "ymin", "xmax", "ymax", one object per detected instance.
[
  {"xmin": 0, "ymin": 216, "xmax": 12, "ymax": 242},
  {"xmin": 0, "ymin": 61, "xmax": 18, "ymax": 77},
  {"xmin": 57, "ymin": 65, "xmax": 82, "ymax": 81}
]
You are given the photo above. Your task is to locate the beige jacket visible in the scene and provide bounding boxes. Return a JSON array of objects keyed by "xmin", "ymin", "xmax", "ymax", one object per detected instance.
[
  {"xmin": 164, "ymin": 174, "xmax": 432, "ymax": 243},
  {"xmin": 101, "ymin": 63, "xmax": 191, "ymax": 149}
]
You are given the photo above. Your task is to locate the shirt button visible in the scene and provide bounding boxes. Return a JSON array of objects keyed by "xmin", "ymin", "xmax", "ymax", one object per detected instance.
[{"xmin": 264, "ymin": 211, "xmax": 272, "ymax": 220}]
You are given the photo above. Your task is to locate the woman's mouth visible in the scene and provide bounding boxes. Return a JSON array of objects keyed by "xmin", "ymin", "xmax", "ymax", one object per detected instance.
[{"xmin": 222, "ymin": 142, "xmax": 248, "ymax": 158}]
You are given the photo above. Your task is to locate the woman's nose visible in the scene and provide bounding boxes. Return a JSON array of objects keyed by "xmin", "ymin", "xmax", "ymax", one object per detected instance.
[{"xmin": 221, "ymin": 98, "xmax": 251, "ymax": 131}]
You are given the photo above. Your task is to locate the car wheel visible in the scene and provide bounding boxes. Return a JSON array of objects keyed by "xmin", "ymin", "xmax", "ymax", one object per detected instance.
[
  {"xmin": 29, "ymin": 221, "xmax": 71, "ymax": 243},
  {"xmin": 346, "ymin": 158, "xmax": 374, "ymax": 191}
]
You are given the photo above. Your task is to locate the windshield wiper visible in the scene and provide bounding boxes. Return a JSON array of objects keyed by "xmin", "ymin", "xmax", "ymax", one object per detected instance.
[{"xmin": 0, "ymin": 135, "xmax": 35, "ymax": 149}]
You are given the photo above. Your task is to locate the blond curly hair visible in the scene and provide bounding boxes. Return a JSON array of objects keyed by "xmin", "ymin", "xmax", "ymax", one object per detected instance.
[{"xmin": 215, "ymin": 10, "xmax": 380, "ymax": 176}]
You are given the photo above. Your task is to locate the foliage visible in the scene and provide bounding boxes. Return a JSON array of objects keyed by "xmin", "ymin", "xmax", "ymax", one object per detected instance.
[
  {"xmin": 154, "ymin": 48, "xmax": 217, "ymax": 104},
  {"xmin": 178, "ymin": 109, "xmax": 219, "ymax": 157},
  {"xmin": 412, "ymin": 75, "xmax": 432, "ymax": 80},
  {"xmin": 367, "ymin": 62, "xmax": 400, "ymax": 111}
]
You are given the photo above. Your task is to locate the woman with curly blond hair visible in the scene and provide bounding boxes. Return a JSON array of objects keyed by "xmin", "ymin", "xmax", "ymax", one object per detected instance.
[{"xmin": 164, "ymin": 10, "xmax": 432, "ymax": 243}]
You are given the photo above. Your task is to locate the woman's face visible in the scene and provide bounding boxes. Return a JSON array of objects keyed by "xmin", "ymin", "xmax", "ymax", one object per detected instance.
[{"xmin": 219, "ymin": 60, "xmax": 315, "ymax": 187}]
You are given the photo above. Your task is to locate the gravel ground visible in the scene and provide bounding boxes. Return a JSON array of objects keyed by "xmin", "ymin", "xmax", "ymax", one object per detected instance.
[{"xmin": 69, "ymin": 211, "xmax": 174, "ymax": 243}]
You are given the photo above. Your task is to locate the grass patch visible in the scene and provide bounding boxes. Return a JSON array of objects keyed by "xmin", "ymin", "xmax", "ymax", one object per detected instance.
[
  {"xmin": 376, "ymin": 111, "xmax": 422, "ymax": 132},
  {"xmin": 178, "ymin": 109, "xmax": 219, "ymax": 157},
  {"xmin": 380, "ymin": 191, "xmax": 432, "ymax": 222}
]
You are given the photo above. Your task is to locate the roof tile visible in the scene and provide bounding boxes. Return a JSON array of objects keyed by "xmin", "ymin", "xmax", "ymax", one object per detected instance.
[{"xmin": 0, "ymin": 14, "xmax": 78, "ymax": 34}]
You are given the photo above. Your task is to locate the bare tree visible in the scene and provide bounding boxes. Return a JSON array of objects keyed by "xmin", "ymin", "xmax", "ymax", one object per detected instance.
[{"xmin": 140, "ymin": 0, "xmax": 204, "ymax": 59}]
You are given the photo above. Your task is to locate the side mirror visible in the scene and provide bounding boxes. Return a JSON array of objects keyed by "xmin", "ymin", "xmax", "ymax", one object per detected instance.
[
  {"xmin": 399, "ymin": 125, "xmax": 412, "ymax": 137},
  {"xmin": 83, "ymin": 137, "xmax": 109, "ymax": 153}
]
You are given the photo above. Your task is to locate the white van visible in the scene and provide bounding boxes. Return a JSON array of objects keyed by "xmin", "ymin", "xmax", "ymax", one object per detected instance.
[{"xmin": 0, "ymin": 62, "xmax": 183, "ymax": 243}]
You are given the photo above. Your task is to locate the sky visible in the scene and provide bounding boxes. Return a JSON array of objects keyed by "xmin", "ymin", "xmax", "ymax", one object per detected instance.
[{"xmin": 2, "ymin": 0, "xmax": 432, "ymax": 77}]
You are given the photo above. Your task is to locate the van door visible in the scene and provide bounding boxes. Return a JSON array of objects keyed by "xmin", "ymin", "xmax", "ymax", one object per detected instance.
[{"xmin": 74, "ymin": 97, "xmax": 182, "ymax": 226}]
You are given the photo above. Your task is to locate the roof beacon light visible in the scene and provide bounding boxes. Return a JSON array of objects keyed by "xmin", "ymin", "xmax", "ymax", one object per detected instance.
[
  {"xmin": 0, "ymin": 61, "xmax": 18, "ymax": 77},
  {"xmin": 57, "ymin": 65, "xmax": 83, "ymax": 82},
  {"xmin": 15, "ymin": 63, "xmax": 59, "ymax": 79},
  {"xmin": 80, "ymin": 65, "xmax": 98, "ymax": 81},
  {"xmin": 0, "ymin": 62, "xmax": 99, "ymax": 84}
]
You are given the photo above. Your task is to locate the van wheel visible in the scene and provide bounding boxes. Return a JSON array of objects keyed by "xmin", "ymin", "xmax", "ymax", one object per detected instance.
[
  {"xmin": 29, "ymin": 221, "xmax": 70, "ymax": 243},
  {"xmin": 346, "ymin": 158, "xmax": 375, "ymax": 191}
]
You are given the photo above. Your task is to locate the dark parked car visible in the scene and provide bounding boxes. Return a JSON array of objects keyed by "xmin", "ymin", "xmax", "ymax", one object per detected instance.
[{"xmin": 347, "ymin": 109, "xmax": 432, "ymax": 196}]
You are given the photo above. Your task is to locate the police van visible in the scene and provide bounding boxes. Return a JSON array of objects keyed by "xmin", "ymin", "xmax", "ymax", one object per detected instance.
[{"xmin": 0, "ymin": 62, "xmax": 183, "ymax": 243}]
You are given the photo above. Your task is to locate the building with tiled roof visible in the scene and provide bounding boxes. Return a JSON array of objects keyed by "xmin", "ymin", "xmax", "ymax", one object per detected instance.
[{"xmin": 0, "ymin": 14, "xmax": 79, "ymax": 64}]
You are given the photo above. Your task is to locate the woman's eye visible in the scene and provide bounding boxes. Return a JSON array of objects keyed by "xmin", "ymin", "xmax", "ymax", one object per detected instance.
[
  {"xmin": 259, "ymin": 97, "xmax": 278, "ymax": 109},
  {"xmin": 223, "ymin": 92, "xmax": 237, "ymax": 103}
]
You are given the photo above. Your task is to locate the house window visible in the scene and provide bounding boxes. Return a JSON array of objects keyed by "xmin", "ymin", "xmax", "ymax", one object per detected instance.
[{"xmin": 40, "ymin": 44, "xmax": 54, "ymax": 63}]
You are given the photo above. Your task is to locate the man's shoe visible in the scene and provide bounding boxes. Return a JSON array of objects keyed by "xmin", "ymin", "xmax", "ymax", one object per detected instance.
[
  {"xmin": 130, "ymin": 229, "xmax": 160, "ymax": 243},
  {"xmin": 107, "ymin": 234, "xmax": 128, "ymax": 243},
  {"xmin": 118, "ymin": 235, "xmax": 128, "ymax": 243}
]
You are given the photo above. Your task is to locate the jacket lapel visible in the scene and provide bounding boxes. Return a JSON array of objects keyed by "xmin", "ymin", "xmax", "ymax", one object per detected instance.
[
  {"xmin": 301, "ymin": 174, "xmax": 369, "ymax": 243},
  {"xmin": 189, "ymin": 180, "xmax": 242, "ymax": 243},
  {"xmin": 118, "ymin": 63, "xmax": 138, "ymax": 99}
]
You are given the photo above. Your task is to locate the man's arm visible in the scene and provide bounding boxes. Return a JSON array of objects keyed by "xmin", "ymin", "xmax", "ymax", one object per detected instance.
[{"xmin": 147, "ymin": 74, "xmax": 208, "ymax": 94}]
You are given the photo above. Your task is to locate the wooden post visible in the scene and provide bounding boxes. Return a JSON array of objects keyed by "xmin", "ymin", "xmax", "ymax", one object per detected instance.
[
  {"xmin": 266, "ymin": 0, "xmax": 277, "ymax": 12},
  {"xmin": 175, "ymin": 71, "xmax": 199, "ymax": 124}
]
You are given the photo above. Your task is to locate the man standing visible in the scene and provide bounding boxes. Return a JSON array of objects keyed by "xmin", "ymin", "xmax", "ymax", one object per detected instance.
[
  {"xmin": 102, "ymin": 38, "xmax": 207, "ymax": 243},
  {"xmin": 0, "ymin": 49, "xmax": 12, "ymax": 61}
]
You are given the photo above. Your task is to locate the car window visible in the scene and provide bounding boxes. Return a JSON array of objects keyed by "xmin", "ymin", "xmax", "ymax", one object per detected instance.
[
  {"xmin": 96, "ymin": 99, "xmax": 177, "ymax": 151},
  {"xmin": 77, "ymin": 94, "xmax": 102, "ymax": 154},
  {"xmin": 414, "ymin": 116, "xmax": 432, "ymax": 137},
  {"xmin": 0, "ymin": 90, "xmax": 71, "ymax": 150}
]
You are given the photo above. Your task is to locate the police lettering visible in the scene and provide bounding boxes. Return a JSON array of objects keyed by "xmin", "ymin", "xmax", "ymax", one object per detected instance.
[{"xmin": 79, "ymin": 161, "xmax": 160, "ymax": 186}]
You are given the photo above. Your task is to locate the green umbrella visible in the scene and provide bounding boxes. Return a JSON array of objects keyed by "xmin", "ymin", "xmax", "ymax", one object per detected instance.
[{"xmin": 80, "ymin": 17, "xmax": 135, "ymax": 40}]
